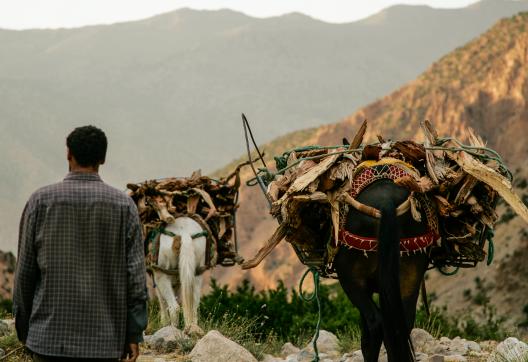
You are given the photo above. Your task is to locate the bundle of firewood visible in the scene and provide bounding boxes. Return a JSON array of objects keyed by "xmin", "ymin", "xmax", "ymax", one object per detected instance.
[
  {"xmin": 242, "ymin": 121, "xmax": 528, "ymax": 275},
  {"xmin": 127, "ymin": 166, "xmax": 244, "ymax": 266}
]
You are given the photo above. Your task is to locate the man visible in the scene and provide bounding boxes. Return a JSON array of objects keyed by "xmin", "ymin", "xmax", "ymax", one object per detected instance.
[{"xmin": 14, "ymin": 125, "xmax": 148, "ymax": 362}]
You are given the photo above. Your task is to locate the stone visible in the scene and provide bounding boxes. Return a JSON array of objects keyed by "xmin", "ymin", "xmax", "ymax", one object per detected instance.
[
  {"xmin": 412, "ymin": 328, "xmax": 435, "ymax": 352},
  {"xmin": 146, "ymin": 325, "xmax": 191, "ymax": 353},
  {"xmin": 0, "ymin": 348, "xmax": 5, "ymax": 358},
  {"xmin": 445, "ymin": 337, "xmax": 469, "ymax": 355},
  {"xmin": 429, "ymin": 355, "xmax": 445, "ymax": 362},
  {"xmin": 281, "ymin": 342, "xmax": 300, "ymax": 357},
  {"xmin": 287, "ymin": 350, "xmax": 330, "ymax": 362},
  {"xmin": 491, "ymin": 337, "xmax": 528, "ymax": 361},
  {"xmin": 345, "ymin": 350, "xmax": 364, "ymax": 362},
  {"xmin": 415, "ymin": 352, "xmax": 428, "ymax": 361},
  {"xmin": 262, "ymin": 354, "xmax": 283, "ymax": 362},
  {"xmin": 151, "ymin": 325, "xmax": 186, "ymax": 342},
  {"xmin": 0, "ymin": 320, "xmax": 14, "ymax": 336},
  {"xmin": 443, "ymin": 355, "xmax": 466, "ymax": 362},
  {"xmin": 465, "ymin": 340, "xmax": 481, "ymax": 352},
  {"xmin": 188, "ymin": 330, "xmax": 257, "ymax": 362},
  {"xmin": 304, "ymin": 330, "xmax": 340, "ymax": 356}
]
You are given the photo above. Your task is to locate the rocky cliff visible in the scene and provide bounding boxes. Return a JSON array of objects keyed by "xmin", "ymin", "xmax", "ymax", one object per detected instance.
[{"xmin": 211, "ymin": 12, "xmax": 528, "ymax": 328}]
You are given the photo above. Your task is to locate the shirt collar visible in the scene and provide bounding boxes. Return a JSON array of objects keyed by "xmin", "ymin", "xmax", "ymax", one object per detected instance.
[{"xmin": 64, "ymin": 172, "xmax": 102, "ymax": 182}]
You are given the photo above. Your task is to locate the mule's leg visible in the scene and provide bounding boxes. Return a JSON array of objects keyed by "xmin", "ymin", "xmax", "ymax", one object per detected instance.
[
  {"xmin": 335, "ymin": 250, "xmax": 383, "ymax": 362},
  {"xmin": 185, "ymin": 275, "xmax": 205, "ymax": 336},
  {"xmin": 155, "ymin": 272, "xmax": 181, "ymax": 327},
  {"xmin": 353, "ymin": 300, "xmax": 384, "ymax": 362},
  {"xmin": 155, "ymin": 286, "xmax": 169, "ymax": 325},
  {"xmin": 399, "ymin": 255, "xmax": 428, "ymax": 333}
]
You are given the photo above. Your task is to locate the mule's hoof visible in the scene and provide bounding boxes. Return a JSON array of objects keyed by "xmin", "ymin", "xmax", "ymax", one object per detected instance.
[{"xmin": 185, "ymin": 324, "xmax": 205, "ymax": 337}]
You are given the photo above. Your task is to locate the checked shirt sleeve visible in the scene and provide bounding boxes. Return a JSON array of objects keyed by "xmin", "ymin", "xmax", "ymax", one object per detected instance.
[
  {"xmin": 125, "ymin": 200, "xmax": 148, "ymax": 343},
  {"xmin": 13, "ymin": 198, "xmax": 39, "ymax": 343}
]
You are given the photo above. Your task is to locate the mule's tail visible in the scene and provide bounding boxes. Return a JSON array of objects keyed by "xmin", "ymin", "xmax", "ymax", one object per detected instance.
[
  {"xmin": 179, "ymin": 233, "xmax": 196, "ymax": 328},
  {"xmin": 378, "ymin": 202, "xmax": 415, "ymax": 361}
]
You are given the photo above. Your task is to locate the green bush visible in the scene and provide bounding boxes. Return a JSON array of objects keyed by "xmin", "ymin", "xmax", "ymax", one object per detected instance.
[
  {"xmin": 199, "ymin": 279, "xmax": 361, "ymax": 344},
  {"xmin": 199, "ymin": 278, "xmax": 512, "ymax": 345}
]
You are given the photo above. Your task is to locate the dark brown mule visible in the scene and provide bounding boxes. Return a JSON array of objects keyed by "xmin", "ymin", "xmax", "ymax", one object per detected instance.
[{"xmin": 334, "ymin": 178, "xmax": 430, "ymax": 362}]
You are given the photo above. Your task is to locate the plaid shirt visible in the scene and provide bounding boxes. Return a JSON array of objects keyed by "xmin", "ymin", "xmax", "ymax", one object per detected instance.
[{"xmin": 14, "ymin": 172, "xmax": 147, "ymax": 359}]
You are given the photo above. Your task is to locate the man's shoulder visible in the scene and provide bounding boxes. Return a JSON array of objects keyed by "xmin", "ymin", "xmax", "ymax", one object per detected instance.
[
  {"xmin": 98, "ymin": 182, "xmax": 134, "ymax": 204},
  {"xmin": 29, "ymin": 178, "xmax": 133, "ymax": 206},
  {"xmin": 28, "ymin": 181, "xmax": 63, "ymax": 202}
]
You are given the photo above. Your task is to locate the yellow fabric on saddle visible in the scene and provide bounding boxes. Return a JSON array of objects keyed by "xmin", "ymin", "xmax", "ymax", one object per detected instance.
[{"xmin": 353, "ymin": 157, "xmax": 420, "ymax": 179}]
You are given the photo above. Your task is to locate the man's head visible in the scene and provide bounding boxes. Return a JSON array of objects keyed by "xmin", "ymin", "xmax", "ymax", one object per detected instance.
[{"xmin": 66, "ymin": 125, "xmax": 107, "ymax": 171}]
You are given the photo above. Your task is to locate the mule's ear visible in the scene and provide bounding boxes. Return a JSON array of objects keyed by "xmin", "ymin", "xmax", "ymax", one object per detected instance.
[{"xmin": 342, "ymin": 137, "xmax": 350, "ymax": 146}]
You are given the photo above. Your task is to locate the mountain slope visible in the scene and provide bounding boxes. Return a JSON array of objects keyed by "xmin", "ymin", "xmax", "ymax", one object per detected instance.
[
  {"xmin": 2, "ymin": 1, "xmax": 528, "ymax": 250},
  {"xmin": 216, "ymin": 12, "xmax": 528, "ymax": 327}
]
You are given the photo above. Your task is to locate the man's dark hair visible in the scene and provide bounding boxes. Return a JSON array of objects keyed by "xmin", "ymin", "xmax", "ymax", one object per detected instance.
[{"xmin": 66, "ymin": 125, "xmax": 107, "ymax": 167}]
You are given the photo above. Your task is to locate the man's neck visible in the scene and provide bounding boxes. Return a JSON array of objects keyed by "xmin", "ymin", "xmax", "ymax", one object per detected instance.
[{"xmin": 69, "ymin": 165, "xmax": 99, "ymax": 174}]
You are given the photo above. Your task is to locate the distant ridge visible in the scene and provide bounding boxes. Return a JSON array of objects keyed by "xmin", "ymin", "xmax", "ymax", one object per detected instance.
[{"xmin": 1, "ymin": 1, "xmax": 528, "ymax": 251}]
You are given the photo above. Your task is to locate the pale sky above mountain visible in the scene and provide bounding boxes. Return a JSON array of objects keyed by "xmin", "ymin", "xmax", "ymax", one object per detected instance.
[{"xmin": 0, "ymin": 0, "xmax": 482, "ymax": 29}]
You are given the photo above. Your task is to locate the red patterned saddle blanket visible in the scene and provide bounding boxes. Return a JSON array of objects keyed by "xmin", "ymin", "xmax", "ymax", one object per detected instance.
[{"xmin": 339, "ymin": 158, "xmax": 438, "ymax": 253}]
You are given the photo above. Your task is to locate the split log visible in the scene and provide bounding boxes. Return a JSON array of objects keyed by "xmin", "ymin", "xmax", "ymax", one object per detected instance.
[
  {"xmin": 350, "ymin": 120, "xmax": 367, "ymax": 149},
  {"xmin": 277, "ymin": 152, "xmax": 342, "ymax": 204},
  {"xmin": 191, "ymin": 188, "xmax": 217, "ymax": 221},
  {"xmin": 149, "ymin": 196, "xmax": 175, "ymax": 223},
  {"xmin": 444, "ymin": 144, "xmax": 528, "ymax": 224},
  {"xmin": 391, "ymin": 141, "xmax": 426, "ymax": 165},
  {"xmin": 241, "ymin": 223, "xmax": 287, "ymax": 269}
]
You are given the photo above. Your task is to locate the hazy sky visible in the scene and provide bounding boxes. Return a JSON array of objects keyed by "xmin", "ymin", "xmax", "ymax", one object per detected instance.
[{"xmin": 0, "ymin": 0, "xmax": 482, "ymax": 29}]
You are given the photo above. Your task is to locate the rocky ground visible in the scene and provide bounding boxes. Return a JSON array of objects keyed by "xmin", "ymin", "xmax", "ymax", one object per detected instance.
[
  {"xmin": 1, "ymin": 318, "xmax": 526, "ymax": 361},
  {"xmin": 141, "ymin": 327, "xmax": 528, "ymax": 362}
]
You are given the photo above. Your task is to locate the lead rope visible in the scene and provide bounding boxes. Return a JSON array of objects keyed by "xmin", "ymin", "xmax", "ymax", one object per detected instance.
[{"xmin": 299, "ymin": 267, "xmax": 322, "ymax": 362}]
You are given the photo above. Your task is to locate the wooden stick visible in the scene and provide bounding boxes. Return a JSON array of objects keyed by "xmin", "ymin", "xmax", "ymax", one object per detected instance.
[
  {"xmin": 240, "ymin": 223, "xmax": 287, "ymax": 270},
  {"xmin": 349, "ymin": 120, "xmax": 367, "ymax": 149}
]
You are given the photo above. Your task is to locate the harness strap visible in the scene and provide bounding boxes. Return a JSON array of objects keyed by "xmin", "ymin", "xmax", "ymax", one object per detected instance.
[
  {"xmin": 159, "ymin": 227, "xmax": 208, "ymax": 240},
  {"xmin": 339, "ymin": 193, "xmax": 411, "ymax": 219},
  {"xmin": 191, "ymin": 230, "xmax": 209, "ymax": 239}
]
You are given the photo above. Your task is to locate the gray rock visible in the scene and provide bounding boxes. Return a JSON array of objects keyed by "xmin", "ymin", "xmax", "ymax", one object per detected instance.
[
  {"xmin": 281, "ymin": 342, "xmax": 300, "ymax": 357},
  {"xmin": 429, "ymin": 355, "xmax": 445, "ymax": 362},
  {"xmin": 342, "ymin": 350, "xmax": 363, "ymax": 362},
  {"xmin": 415, "ymin": 352, "xmax": 428, "ymax": 361},
  {"xmin": 443, "ymin": 355, "xmax": 467, "ymax": 362},
  {"xmin": 0, "ymin": 320, "xmax": 10, "ymax": 337},
  {"xmin": 412, "ymin": 328, "xmax": 435, "ymax": 352},
  {"xmin": 489, "ymin": 337, "xmax": 528, "ymax": 362},
  {"xmin": 285, "ymin": 350, "xmax": 331, "ymax": 362},
  {"xmin": 304, "ymin": 330, "xmax": 340, "ymax": 356},
  {"xmin": 261, "ymin": 354, "xmax": 284, "ymax": 362},
  {"xmin": 188, "ymin": 330, "xmax": 257, "ymax": 362},
  {"xmin": 0, "ymin": 348, "xmax": 5, "ymax": 358},
  {"xmin": 146, "ymin": 325, "xmax": 191, "ymax": 353},
  {"xmin": 445, "ymin": 337, "xmax": 469, "ymax": 355},
  {"xmin": 465, "ymin": 340, "xmax": 481, "ymax": 352}
]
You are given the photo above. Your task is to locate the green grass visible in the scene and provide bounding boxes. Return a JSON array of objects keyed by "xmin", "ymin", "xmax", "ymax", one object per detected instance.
[{"xmin": 0, "ymin": 333, "xmax": 31, "ymax": 362}]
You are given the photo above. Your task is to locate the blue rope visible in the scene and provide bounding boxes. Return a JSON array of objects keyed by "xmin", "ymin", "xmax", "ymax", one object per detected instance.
[{"xmin": 299, "ymin": 267, "xmax": 322, "ymax": 362}]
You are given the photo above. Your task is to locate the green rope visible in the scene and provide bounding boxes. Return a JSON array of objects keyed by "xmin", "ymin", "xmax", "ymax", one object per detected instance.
[
  {"xmin": 299, "ymin": 267, "xmax": 322, "ymax": 362},
  {"xmin": 159, "ymin": 227, "xmax": 208, "ymax": 240},
  {"xmin": 247, "ymin": 139, "xmax": 513, "ymax": 188},
  {"xmin": 191, "ymin": 230, "xmax": 208, "ymax": 239},
  {"xmin": 159, "ymin": 228, "xmax": 176, "ymax": 237},
  {"xmin": 486, "ymin": 229, "xmax": 495, "ymax": 266},
  {"xmin": 437, "ymin": 265, "xmax": 460, "ymax": 276},
  {"xmin": 146, "ymin": 228, "xmax": 162, "ymax": 259}
]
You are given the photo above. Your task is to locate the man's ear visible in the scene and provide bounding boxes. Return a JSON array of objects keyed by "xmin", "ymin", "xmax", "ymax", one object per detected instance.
[{"xmin": 67, "ymin": 148, "xmax": 73, "ymax": 161}]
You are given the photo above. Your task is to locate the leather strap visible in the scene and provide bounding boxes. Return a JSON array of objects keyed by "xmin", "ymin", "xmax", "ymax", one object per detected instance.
[{"xmin": 339, "ymin": 193, "xmax": 410, "ymax": 219}]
